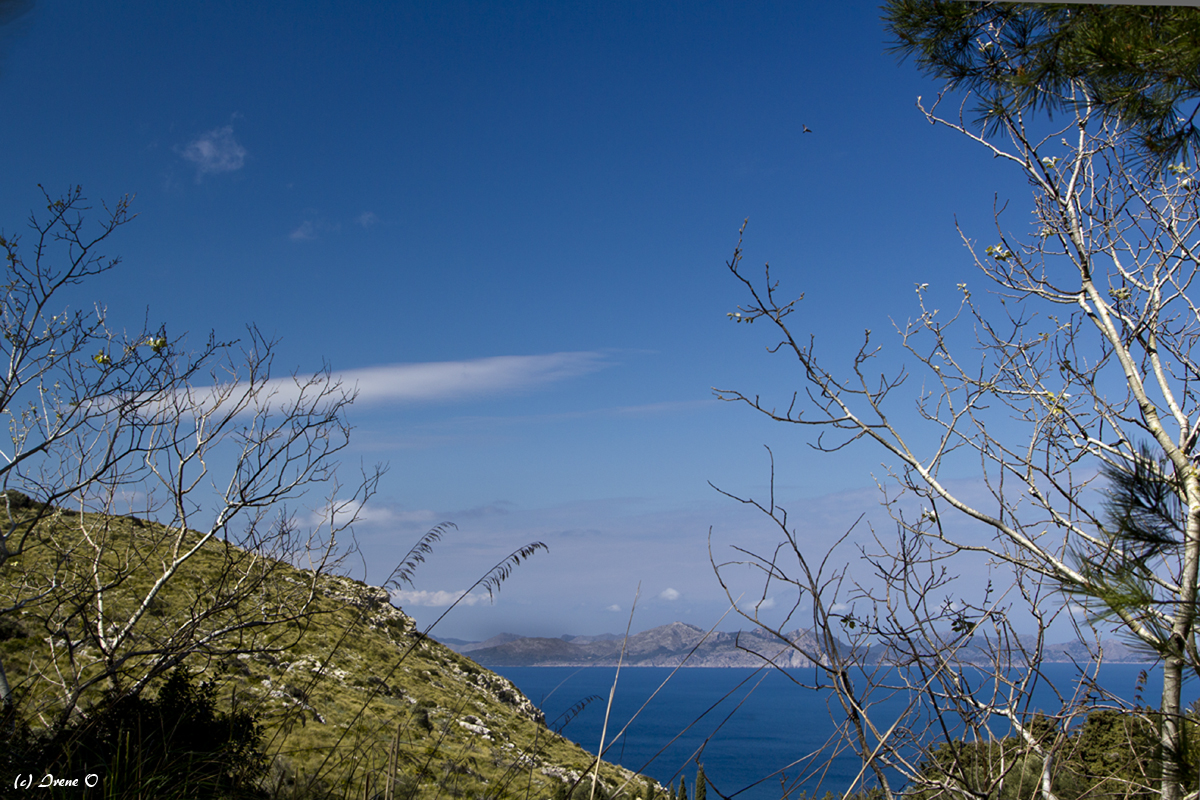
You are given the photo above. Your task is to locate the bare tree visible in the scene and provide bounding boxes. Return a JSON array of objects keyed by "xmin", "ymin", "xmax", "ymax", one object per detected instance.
[
  {"xmin": 711, "ymin": 39, "xmax": 1200, "ymax": 800},
  {"xmin": 0, "ymin": 187, "xmax": 380, "ymax": 738},
  {"xmin": 711, "ymin": 454, "xmax": 1101, "ymax": 800}
]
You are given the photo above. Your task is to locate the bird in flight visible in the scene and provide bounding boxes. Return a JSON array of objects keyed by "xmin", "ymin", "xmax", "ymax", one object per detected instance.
[{"xmin": 802, "ymin": 125, "xmax": 812, "ymax": 133}]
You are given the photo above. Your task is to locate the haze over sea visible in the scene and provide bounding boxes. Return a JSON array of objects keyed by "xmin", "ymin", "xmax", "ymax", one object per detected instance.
[{"xmin": 493, "ymin": 665, "xmax": 1191, "ymax": 800}]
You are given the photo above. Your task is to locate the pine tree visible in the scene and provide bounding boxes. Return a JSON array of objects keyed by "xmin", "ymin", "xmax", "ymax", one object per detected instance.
[
  {"xmin": 679, "ymin": 776, "xmax": 688, "ymax": 800},
  {"xmin": 883, "ymin": 2, "xmax": 1200, "ymax": 166},
  {"xmin": 695, "ymin": 764, "xmax": 707, "ymax": 800},
  {"xmin": 1065, "ymin": 443, "xmax": 1188, "ymax": 655}
]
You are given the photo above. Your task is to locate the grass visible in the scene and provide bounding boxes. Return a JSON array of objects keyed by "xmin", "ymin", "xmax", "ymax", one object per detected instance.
[{"xmin": 0, "ymin": 499, "xmax": 648, "ymax": 800}]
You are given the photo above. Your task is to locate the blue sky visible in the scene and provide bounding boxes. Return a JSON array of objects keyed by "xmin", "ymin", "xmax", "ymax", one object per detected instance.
[{"xmin": 0, "ymin": 1, "xmax": 1047, "ymax": 641}]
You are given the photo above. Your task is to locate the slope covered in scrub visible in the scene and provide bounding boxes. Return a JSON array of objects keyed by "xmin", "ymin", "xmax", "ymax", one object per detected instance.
[{"xmin": 0, "ymin": 497, "xmax": 644, "ymax": 799}]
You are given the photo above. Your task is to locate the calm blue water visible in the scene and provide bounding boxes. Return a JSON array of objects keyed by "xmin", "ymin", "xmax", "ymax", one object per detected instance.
[{"xmin": 493, "ymin": 664, "xmax": 1189, "ymax": 800}]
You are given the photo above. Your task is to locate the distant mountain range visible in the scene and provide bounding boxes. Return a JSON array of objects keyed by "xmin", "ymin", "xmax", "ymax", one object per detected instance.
[{"xmin": 440, "ymin": 622, "xmax": 1154, "ymax": 668}]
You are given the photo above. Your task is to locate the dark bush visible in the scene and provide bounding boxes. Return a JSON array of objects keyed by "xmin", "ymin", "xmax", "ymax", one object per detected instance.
[{"xmin": 14, "ymin": 666, "xmax": 269, "ymax": 799}]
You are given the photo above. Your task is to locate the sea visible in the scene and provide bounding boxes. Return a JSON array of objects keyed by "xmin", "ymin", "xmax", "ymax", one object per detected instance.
[{"xmin": 491, "ymin": 663, "xmax": 1193, "ymax": 800}]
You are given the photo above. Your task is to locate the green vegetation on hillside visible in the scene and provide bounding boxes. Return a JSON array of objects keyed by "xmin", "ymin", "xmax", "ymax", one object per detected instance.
[
  {"xmin": 0, "ymin": 497, "xmax": 645, "ymax": 799},
  {"xmin": 908, "ymin": 704, "xmax": 1200, "ymax": 800}
]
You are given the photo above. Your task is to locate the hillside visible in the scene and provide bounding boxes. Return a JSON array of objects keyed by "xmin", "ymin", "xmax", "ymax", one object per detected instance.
[{"xmin": 0, "ymin": 497, "xmax": 646, "ymax": 799}]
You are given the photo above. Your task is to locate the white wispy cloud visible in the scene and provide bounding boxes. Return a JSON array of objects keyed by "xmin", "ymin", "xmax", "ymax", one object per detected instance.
[
  {"xmin": 154, "ymin": 352, "xmax": 609, "ymax": 419},
  {"xmin": 310, "ymin": 498, "xmax": 438, "ymax": 528},
  {"xmin": 659, "ymin": 588, "xmax": 680, "ymax": 601},
  {"xmin": 339, "ymin": 352, "xmax": 608, "ymax": 406},
  {"xmin": 391, "ymin": 589, "xmax": 484, "ymax": 608},
  {"xmin": 289, "ymin": 212, "xmax": 375, "ymax": 242},
  {"xmin": 606, "ymin": 604, "xmax": 621, "ymax": 612},
  {"xmin": 1065, "ymin": 601, "xmax": 1090, "ymax": 617},
  {"xmin": 288, "ymin": 214, "xmax": 341, "ymax": 242},
  {"xmin": 180, "ymin": 125, "xmax": 246, "ymax": 179},
  {"xmin": 755, "ymin": 597, "xmax": 776, "ymax": 610},
  {"xmin": 289, "ymin": 220, "xmax": 316, "ymax": 241}
]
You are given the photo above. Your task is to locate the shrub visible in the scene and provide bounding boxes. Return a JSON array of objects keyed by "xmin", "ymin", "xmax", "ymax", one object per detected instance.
[{"xmin": 16, "ymin": 666, "xmax": 269, "ymax": 799}]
